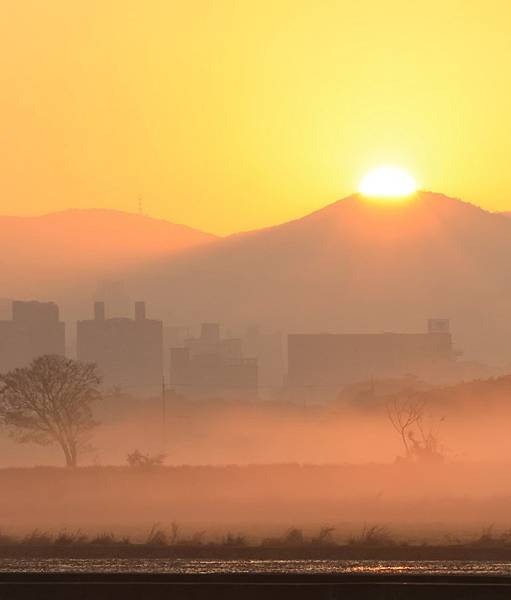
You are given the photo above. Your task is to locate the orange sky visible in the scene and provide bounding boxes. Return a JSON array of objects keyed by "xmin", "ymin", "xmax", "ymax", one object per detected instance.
[{"xmin": 1, "ymin": 1, "xmax": 511, "ymax": 234}]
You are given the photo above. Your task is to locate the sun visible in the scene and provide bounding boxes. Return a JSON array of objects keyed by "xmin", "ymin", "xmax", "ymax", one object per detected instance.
[{"xmin": 358, "ymin": 166, "xmax": 417, "ymax": 198}]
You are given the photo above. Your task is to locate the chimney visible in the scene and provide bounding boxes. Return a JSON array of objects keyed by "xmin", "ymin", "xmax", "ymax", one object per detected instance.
[
  {"xmin": 94, "ymin": 301, "xmax": 105, "ymax": 321},
  {"xmin": 135, "ymin": 301, "xmax": 146, "ymax": 321}
]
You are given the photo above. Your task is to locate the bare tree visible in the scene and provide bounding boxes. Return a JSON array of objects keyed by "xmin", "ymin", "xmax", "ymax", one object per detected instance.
[
  {"xmin": 408, "ymin": 412, "xmax": 445, "ymax": 463},
  {"xmin": 0, "ymin": 355, "xmax": 101, "ymax": 467},
  {"xmin": 385, "ymin": 395, "xmax": 423, "ymax": 459},
  {"xmin": 386, "ymin": 394, "xmax": 445, "ymax": 463}
]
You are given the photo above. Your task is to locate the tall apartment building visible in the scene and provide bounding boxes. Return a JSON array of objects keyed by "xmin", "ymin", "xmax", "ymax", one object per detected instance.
[
  {"xmin": 0, "ymin": 300, "xmax": 66, "ymax": 372},
  {"xmin": 77, "ymin": 301, "xmax": 162, "ymax": 397}
]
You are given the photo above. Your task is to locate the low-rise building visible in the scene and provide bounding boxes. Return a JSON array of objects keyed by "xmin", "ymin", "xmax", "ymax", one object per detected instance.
[
  {"xmin": 287, "ymin": 319, "xmax": 456, "ymax": 403},
  {"xmin": 170, "ymin": 323, "xmax": 258, "ymax": 400}
]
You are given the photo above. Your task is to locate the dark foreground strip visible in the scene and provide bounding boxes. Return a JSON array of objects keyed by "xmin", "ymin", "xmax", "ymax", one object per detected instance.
[{"xmin": 1, "ymin": 573, "xmax": 511, "ymax": 599}]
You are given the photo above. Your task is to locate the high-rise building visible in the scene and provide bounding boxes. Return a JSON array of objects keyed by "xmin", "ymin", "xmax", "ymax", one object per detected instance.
[
  {"xmin": 0, "ymin": 300, "xmax": 66, "ymax": 372},
  {"xmin": 170, "ymin": 323, "xmax": 258, "ymax": 400},
  {"xmin": 94, "ymin": 279, "xmax": 131, "ymax": 317},
  {"xmin": 77, "ymin": 301, "xmax": 162, "ymax": 397}
]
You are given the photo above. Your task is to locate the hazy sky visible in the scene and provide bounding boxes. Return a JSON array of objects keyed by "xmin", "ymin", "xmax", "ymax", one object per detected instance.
[{"xmin": 1, "ymin": 1, "xmax": 510, "ymax": 234}]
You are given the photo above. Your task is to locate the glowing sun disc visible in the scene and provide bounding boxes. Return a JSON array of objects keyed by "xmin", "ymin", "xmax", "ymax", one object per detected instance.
[{"xmin": 359, "ymin": 166, "xmax": 417, "ymax": 198}]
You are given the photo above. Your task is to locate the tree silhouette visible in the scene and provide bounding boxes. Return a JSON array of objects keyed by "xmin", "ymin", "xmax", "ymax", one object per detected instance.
[
  {"xmin": 385, "ymin": 395, "xmax": 423, "ymax": 459},
  {"xmin": 0, "ymin": 355, "xmax": 101, "ymax": 467},
  {"xmin": 386, "ymin": 394, "xmax": 445, "ymax": 463}
]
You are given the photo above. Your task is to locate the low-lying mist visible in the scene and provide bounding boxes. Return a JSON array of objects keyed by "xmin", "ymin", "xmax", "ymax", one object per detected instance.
[{"xmin": 2, "ymin": 376, "xmax": 511, "ymax": 538}]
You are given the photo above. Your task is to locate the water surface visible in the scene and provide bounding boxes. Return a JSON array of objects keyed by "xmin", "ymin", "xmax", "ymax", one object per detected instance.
[{"xmin": 2, "ymin": 559, "xmax": 511, "ymax": 575}]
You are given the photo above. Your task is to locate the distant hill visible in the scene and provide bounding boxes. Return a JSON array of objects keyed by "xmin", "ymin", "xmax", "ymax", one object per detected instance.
[
  {"xmin": 4, "ymin": 195, "xmax": 511, "ymax": 365},
  {"xmin": 0, "ymin": 209, "xmax": 217, "ymax": 300},
  {"xmin": 129, "ymin": 192, "xmax": 511, "ymax": 364}
]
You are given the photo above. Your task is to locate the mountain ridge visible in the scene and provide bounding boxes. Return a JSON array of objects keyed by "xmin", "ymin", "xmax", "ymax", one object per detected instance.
[
  {"xmin": 0, "ymin": 207, "xmax": 218, "ymax": 236},
  {"xmin": 127, "ymin": 191, "xmax": 511, "ymax": 365},
  {"xmin": 0, "ymin": 208, "xmax": 218, "ymax": 299},
  {"xmin": 4, "ymin": 193, "xmax": 511, "ymax": 366}
]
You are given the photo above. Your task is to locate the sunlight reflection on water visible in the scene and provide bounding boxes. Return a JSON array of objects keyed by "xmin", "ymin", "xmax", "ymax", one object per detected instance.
[{"xmin": 2, "ymin": 559, "xmax": 511, "ymax": 575}]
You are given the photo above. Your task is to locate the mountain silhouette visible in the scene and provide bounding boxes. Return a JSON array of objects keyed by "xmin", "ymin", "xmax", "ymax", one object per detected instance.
[
  {"xmin": 0, "ymin": 209, "xmax": 217, "ymax": 300},
  {"xmin": 2, "ymin": 195, "xmax": 511, "ymax": 365},
  {"xmin": 130, "ymin": 192, "xmax": 511, "ymax": 365}
]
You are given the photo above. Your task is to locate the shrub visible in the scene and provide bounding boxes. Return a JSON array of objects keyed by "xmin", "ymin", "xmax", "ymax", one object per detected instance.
[
  {"xmin": 284, "ymin": 528, "xmax": 304, "ymax": 546},
  {"xmin": 54, "ymin": 530, "xmax": 87, "ymax": 545},
  {"xmin": 90, "ymin": 532, "xmax": 117, "ymax": 545},
  {"xmin": 311, "ymin": 526, "xmax": 336, "ymax": 545},
  {"xmin": 222, "ymin": 532, "xmax": 247, "ymax": 546},
  {"xmin": 349, "ymin": 524, "xmax": 395, "ymax": 546},
  {"xmin": 22, "ymin": 530, "xmax": 53, "ymax": 545},
  {"xmin": 146, "ymin": 524, "xmax": 169, "ymax": 546},
  {"xmin": 127, "ymin": 450, "xmax": 166, "ymax": 468}
]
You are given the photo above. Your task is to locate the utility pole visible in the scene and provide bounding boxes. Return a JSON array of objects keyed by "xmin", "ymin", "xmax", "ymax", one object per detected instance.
[{"xmin": 161, "ymin": 374, "xmax": 166, "ymax": 452}]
